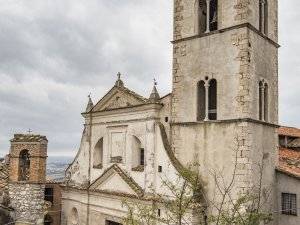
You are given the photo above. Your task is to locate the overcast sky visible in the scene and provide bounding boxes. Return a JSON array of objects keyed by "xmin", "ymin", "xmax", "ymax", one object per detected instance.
[{"xmin": 0, "ymin": 1, "xmax": 299, "ymax": 157}]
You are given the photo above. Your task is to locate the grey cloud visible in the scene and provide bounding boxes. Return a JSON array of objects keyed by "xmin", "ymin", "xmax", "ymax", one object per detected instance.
[{"xmin": 0, "ymin": 0, "xmax": 299, "ymax": 157}]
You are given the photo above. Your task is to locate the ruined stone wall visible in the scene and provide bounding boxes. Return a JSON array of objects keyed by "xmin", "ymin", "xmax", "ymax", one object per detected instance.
[{"xmin": 9, "ymin": 183, "xmax": 45, "ymax": 223}]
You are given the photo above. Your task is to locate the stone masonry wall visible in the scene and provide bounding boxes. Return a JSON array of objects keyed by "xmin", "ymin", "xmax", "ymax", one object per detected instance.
[
  {"xmin": 9, "ymin": 183, "xmax": 45, "ymax": 223},
  {"xmin": 234, "ymin": 0, "xmax": 252, "ymax": 22},
  {"xmin": 232, "ymin": 30, "xmax": 253, "ymax": 118},
  {"xmin": 173, "ymin": 0, "xmax": 184, "ymax": 41}
]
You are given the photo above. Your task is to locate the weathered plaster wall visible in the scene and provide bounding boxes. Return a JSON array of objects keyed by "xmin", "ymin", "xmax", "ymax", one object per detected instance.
[
  {"xmin": 277, "ymin": 172, "xmax": 300, "ymax": 225},
  {"xmin": 172, "ymin": 27, "xmax": 278, "ymax": 124},
  {"xmin": 172, "ymin": 121, "xmax": 278, "ymax": 220},
  {"xmin": 61, "ymin": 189, "xmax": 88, "ymax": 225}
]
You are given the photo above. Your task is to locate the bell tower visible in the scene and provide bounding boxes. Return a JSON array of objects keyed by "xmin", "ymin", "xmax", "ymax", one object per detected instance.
[
  {"xmin": 171, "ymin": 0, "xmax": 279, "ymax": 221},
  {"xmin": 8, "ymin": 134, "xmax": 48, "ymax": 224}
]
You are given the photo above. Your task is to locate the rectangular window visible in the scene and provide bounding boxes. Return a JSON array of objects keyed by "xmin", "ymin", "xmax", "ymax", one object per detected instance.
[
  {"xmin": 45, "ymin": 187, "xmax": 54, "ymax": 204},
  {"xmin": 158, "ymin": 209, "xmax": 161, "ymax": 217},
  {"xmin": 158, "ymin": 166, "xmax": 162, "ymax": 173},
  {"xmin": 140, "ymin": 148, "xmax": 145, "ymax": 166},
  {"xmin": 282, "ymin": 193, "xmax": 297, "ymax": 216}
]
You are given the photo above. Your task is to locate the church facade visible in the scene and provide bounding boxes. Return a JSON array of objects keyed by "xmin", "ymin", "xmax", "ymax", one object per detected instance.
[{"xmin": 62, "ymin": 0, "xmax": 280, "ymax": 224}]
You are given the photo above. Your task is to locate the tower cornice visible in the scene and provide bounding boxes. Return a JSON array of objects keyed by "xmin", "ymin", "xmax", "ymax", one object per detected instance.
[{"xmin": 171, "ymin": 23, "xmax": 280, "ymax": 48}]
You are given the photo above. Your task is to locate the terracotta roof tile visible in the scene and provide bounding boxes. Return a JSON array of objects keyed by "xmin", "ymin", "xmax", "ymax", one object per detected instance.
[
  {"xmin": 10, "ymin": 134, "xmax": 48, "ymax": 142},
  {"xmin": 278, "ymin": 147, "xmax": 300, "ymax": 178},
  {"xmin": 279, "ymin": 126, "xmax": 300, "ymax": 138},
  {"xmin": 45, "ymin": 180, "xmax": 63, "ymax": 185}
]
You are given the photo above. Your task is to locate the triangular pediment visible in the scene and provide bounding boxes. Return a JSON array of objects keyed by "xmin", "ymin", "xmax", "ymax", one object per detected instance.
[
  {"xmin": 93, "ymin": 86, "xmax": 147, "ymax": 112},
  {"xmin": 89, "ymin": 164, "xmax": 144, "ymax": 197}
]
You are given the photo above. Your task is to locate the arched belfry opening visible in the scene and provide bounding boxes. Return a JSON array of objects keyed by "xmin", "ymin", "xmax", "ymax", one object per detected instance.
[
  {"xmin": 18, "ymin": 150, "xmax": 30, "ymax": 181},
  {"xmin": 197, "ymin": 0, "xmax": 218, "ymax": 34},
  {"xmin": 198, "ymin": 0, "xmax": 207, "ymax": 34},
  {"xmin": 209, "ymin": 0, "xmax": 218, "ymax": 31}
]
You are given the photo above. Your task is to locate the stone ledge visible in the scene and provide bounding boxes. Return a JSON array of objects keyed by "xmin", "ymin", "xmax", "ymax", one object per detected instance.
[
  {"xmin": 171, "ymin": 23, "xmax": 280, "ymax": 48},
  {"xmin": 171, "ymin": 118, "xmax": 279, "ymax": 128}
]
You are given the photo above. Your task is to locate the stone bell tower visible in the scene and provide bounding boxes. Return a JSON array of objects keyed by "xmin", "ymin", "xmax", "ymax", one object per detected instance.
[
  {"xmin": 8, "ymin": 134, "xmax": 48, "ymax": 224},
  {"xmin": 171, "ymin": 0, "xmax": 279, "ymax": 221}
]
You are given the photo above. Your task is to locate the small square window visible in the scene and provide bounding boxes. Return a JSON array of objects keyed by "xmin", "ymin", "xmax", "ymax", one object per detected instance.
[
  {"xmin": 165, "ymin": 117, "xmax": 169, "ymax": 122},
  {"xmin": 282, "ymin": 193, "xmax": 297, "ymax": 216},
  {"xmin": 158, "ymin": 166, "xmax": 162, "ymax": 173}
]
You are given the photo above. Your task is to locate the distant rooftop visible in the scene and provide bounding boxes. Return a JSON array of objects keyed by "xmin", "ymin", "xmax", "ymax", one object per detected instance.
[
  {"xmin": 10, "ymin": 134, "xmax": 48, "ymax": 142},
  {"xmin": 279, "ymin": 126, "xmax": 300, "ymax": 138}
]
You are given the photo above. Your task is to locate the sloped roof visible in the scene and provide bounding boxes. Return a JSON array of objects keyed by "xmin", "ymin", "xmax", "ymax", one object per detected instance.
[
  {"xmin": 10, "ymin": 134, "xmax": 48, "ymax": 142},
  {"xmin": 279, "ymin": 126, "xmax": 300, "ymax": 138},
  {"xmin": 91, "ymin": 84, "xmax": 148, "ymax": 112},
  {"xmin": 89, "ymin": 164, "xmax": 144, "ymax": 197},
  {"xmin": 277, "ymin": 147, "xmax": 300, "ymax": 179},
  {"xmin": 0, "ymin": 163, "xmax": 8, "ymax": 192},
  {"xmin": 288, "ymin": 138, "xmax": 300, "ymax": 148},
  {"xmin": 158, "ymin": 122, "xmax": 185, "ymax": 173}
]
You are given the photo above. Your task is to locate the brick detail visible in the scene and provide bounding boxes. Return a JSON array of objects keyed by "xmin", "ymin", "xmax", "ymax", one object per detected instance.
[
  {"xmin": 234, "ymin": 0, "xmax": 252, "ymax": 22},
  {"xmin": 172, "ymin": 42, "xmax": 187, "ymax": 123},
  {"xmin": 174, "ymin": 0, "xmax": 184, "ymax": 40},
  {"xmin": 235, "ymin": 122, "xmax": 253, "ymax": 191},
  {"xmin": 9, "ymin": 143, "xmax": 47, "ymax": 183},
  {"xmin": 232, "ymin": 31, "xmax": 253, "ymax": 118}
]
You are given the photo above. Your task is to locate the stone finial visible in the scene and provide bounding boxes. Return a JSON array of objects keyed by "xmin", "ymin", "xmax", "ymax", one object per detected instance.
[
  {"xmin": 86, "ymin": 93, "xmax": 94, "ymax": 112},
  {"xmin": 148, "ymin": 80, "xmax": 161, "ymax": 103},
  {"xmin": 115, "ymin": 72, "xmax": 124, "ymax": 87}
]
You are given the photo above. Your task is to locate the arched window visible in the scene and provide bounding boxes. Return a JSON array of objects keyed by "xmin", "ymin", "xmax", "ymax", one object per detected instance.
[
  {"xmin": 93, "ymin": 138, "xmax": 103, "ymax": 169},
  {"xmin": 208, "ymin": 79, "xmax": 217, "ymax": 120},
  {"xmin": 197, "ymin": 81, "xmax": 206, "ymax": 121},
  {"xmin": 19, "ymin": 150, "xmax": 30, "ymax": 181},
  {"xmin": 198, "ymin": 0, "xmax": 218, "ymax": 34},
  {"xmin": 209, "ymin": 0, "xmax": 218, "ymax": 32},
  {"xmin": 259, "ymin": 0, "xmax": 268, "ymax": 35},
  {"xmin": 264, "ymin": 83, "xmax": 268, "ymax": 121},
  {"xmin": 197, "ymin": 79, "xmax": 217, "ymax": 121},
  {"xmin": 259, "ymin": 81, "xmax": 263, "ymax": 120},
  {"xmin": 132, "ymin": 136, "xmax": 144, "ymax": 171},
  {"xmin": 71, "ymin": 208, "xmax": 79, "ymax": 225}
]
